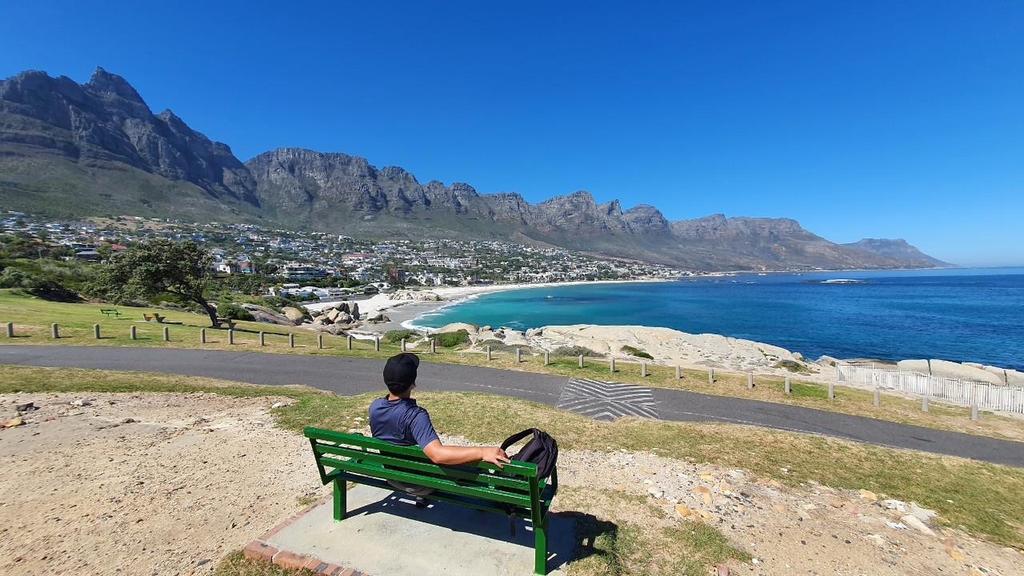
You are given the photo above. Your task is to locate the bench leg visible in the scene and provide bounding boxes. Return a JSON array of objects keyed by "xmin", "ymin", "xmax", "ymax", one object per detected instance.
[
  {"xmin": 534, "ymin": 516, "xmax": 548, "ymax": 575},
  {"xmin": 333, "ymin": 478, "xmax": 347, "ymax": 521}
]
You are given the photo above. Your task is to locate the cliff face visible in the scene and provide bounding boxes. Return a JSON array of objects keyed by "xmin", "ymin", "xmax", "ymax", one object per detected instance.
[
  {"xmin": 843, "ymin": 238, "xmax": 952, "ymax": 267},
  {"xmin": 0, "ymin": 67, "xmax": 259, "ymax": 217}
]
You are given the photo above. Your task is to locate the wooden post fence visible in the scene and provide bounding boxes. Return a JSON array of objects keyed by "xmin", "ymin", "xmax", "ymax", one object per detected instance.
[
  {"xmin": 200, "ymin": 328, "xmax": 206, "ymax": 344},
  {"xmin": 319, "ymin": 333, "xmax": 325, "ymax": 349},
  {"xmin": 785, "ymin": 375, "xmax": 791, "ymax": 394},
  {"xmin": 228, "ymin": 329, "xmax": 235, "ymax": 345},
  {"xmin": 610, "ymin": 358, "xmax": 616, "ymax": 373},
  {"xmin": 708, "ymin": 369, "xmax": 714, "ymax": 384},
  {"xmin": 93, "ymin": 324, "xmax": 100, "ymax": 339},
  {"xmin": 828, "ymin": 382, "xmax": 835, "ymax": 400},
  {"xmin": 675, "ymin": 365, "xmax": 681, "ymax": 380},
  {"xmin": 289, "ymin": 333, "xmax": 295, "ymax": 348},
  {"xmin": 543, "ymin": 351, "xmax": 549, "ymax": 365},
  {"xmin": 5, "ymin": 322, "xmax": 12, "ymax": 338},
  {"xmin": 578, "ymin": 355, "xmax": 584, "ymax": 369},
  {"xmin": 163, "ymin": 326, "xmax": 170, "ymax": 342},
  {"xmin": 374, "ymin": 337, "xmax": 380, "ymax": 352},
  {"xmin": 130, "ymin": 325, "xmax": 137, "ymax": 340},
  {"xmin": 641, "ymin": 362, "xmax": 648, "ymax": 378},
  {"xmin": 748, "ymin": 372, "xmax": 754, "ymax": 389},
  {"xmin": 51, "ymin": 323, "xmax": 59, "ymax": 339},
  {"xmin": 259, "ymin": 331, "xmax": 266, "ymax": 346},
  {"xmin": 515, "ymin": 347, "xmax": 521, "ymax": 363}
]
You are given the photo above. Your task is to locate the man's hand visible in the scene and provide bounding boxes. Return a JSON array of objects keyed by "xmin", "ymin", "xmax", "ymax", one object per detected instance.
[{"xmin": 478, "ymin": 446, "xmax": 511, "ymax": 468}]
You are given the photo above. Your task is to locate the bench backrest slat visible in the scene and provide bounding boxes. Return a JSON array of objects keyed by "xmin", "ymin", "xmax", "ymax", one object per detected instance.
[
  {"xmin": 324, "ymin": 455, "xmax": 534, "ymax": 508},
  {"xmin": 304, "ymin": 427, "xmax": 539, "ymax": 477},
  {"xmin": 313, "ymin": 443, "xmax": 536, "ymax": 493}
]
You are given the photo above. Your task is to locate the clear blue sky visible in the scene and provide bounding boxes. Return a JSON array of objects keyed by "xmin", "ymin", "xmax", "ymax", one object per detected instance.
[{"xmin": 2, "ymin": 1, "xmax": 1022, "ymax": 266}]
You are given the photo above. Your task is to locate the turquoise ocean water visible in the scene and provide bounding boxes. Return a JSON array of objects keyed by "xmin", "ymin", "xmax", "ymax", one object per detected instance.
[{"xmin": 412, "ymin": 268, "xmax": 1024, "ymax": 370}]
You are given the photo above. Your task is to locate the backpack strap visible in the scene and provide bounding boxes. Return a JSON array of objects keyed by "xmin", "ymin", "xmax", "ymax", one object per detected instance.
[{"xmin": 500, "ymin": 428, "xmax": 537, "ymax": 451}]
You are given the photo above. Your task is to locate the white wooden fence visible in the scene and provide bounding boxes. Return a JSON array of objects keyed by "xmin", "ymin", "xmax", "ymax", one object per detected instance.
[{"xmin": 836, "ymin": 364, "xmax": 1024, "ymax": 414}]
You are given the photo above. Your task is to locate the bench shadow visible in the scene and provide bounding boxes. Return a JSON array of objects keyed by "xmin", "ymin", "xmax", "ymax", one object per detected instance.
[{"xmin": 345, "ymin": 492, "xmax": 616, "ymax": 572}]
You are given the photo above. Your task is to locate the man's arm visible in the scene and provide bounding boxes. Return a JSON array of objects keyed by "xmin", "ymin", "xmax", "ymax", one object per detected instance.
[{"xmin": 422, "ymin": 439, "xmax": 510, "ymax": 468}]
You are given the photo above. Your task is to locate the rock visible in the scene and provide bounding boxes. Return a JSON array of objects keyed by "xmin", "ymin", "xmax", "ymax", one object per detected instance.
[
  {"xmin": 896, "ymin": 359, "xmax": 931, "ymax": 374},
  {"xmin": 885, "ymin": 521, "xmax": 907, "ymax": 530},
  {"xmin": 3, "ymin": 416, "xmax": 24, "ymax": 428},
  {"xmin": 675, "ymin": 504, "xmax": 694, "ymax": 517},
  {"xmin": 72, "ymin": 399, "xmax": 92, "ymax": 407},
  {"xmin": 900, "ymin": 514, "xmax": 935, "ymax": 536},
  {"xmin": 714, "ymin": 563, "xmax": 730, "ymax": 575},
  {"xmin": 865, "ymin": 534, "xmax": 886, "ymax": 547},
  {"xmin": 647, "ymin": 487, "xmax": 664, "ymax": 499},
  {"xmin": 882, "ymin": 499, "xmax": 906, "ymax": 511},
  {"xmin": 946, "ymin": 547, "xmax": 964, "ymax": 562},
  {"xmin": 983, "ymin": 365, "xmax": 1024, "ymax": 384},
  {"xmin": 15, "ymin": 402, "xmax": 36, "ymax": 412},
  {"xmin": 326, "ymin": 309, "xmax": 341, "ymax": 322},
  {"xmin": 858, "ymin": 489, "xmax": 878, "ymax": 501},
  {"xmin": 907, "ymin": 502, "xmax": 937, "ymax": 523},
  {"xmin": 282, "ymin": 307, "xmax": 306, "ymax": 324},
  {"xmin": 241, "ymin": 304, "xmax": 295, "ymax": 326},
  {"xmin": 270, "ymin": 402, "xmax": 289, "ymax": 409},
  {"xmin": 435, "ymin": 322, "xmax": 477, "ymax": 334},
  {"xmin": 350, "ymin": 302, "xmax": 359, "ymax": 320}
]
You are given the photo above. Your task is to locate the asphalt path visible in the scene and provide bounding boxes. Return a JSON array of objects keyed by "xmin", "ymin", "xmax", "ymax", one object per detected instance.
[{"xmin": 3, "ymin": 345, "xmax": 1022, "ymax": 467}]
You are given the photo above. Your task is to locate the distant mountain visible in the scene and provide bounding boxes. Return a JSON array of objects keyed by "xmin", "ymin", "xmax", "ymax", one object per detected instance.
[
  {"xmin": 0, "ymin": 67, "xmax": 950, "ymax": 271},
  {"xmin": 843, "ymin": 238, "xmax": 952, "ymax": 267},
  {"xmin": 0, "ymin": 67, "xmax": 261, "ymax": 220}
]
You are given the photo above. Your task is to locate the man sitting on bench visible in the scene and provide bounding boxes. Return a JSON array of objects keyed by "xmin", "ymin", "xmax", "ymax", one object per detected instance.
[{"xmin": 369, "ymin": 353, "xmax": 510, "ymax": 496}]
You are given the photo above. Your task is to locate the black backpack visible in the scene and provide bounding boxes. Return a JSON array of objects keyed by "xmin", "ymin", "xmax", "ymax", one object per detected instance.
[{"xmin": 501, "ymin": 428, "xmax": 558, "ymax": 480}]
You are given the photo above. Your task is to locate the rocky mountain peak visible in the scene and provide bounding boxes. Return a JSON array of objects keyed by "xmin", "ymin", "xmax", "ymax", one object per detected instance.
[{"xmin": 85, "ymin": 66, "xmax": 147, "ymax": 105}]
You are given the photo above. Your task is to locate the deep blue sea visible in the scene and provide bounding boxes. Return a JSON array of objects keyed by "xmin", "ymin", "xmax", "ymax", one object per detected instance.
[{"xmin": 412, "ymin": 268, "xmax": 1024, "ymax": 370}]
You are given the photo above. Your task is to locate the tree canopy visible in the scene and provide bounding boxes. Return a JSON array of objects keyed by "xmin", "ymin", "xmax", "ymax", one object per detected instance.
[{"xmin": 96, "ymin": 239, "xmax": 223, "ymax": 326}]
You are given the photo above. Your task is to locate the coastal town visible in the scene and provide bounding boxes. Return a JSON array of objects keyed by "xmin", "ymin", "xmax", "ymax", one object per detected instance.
[{"xmin": 1, "ymin": 211, "xmax": 685, "ymax": 292}]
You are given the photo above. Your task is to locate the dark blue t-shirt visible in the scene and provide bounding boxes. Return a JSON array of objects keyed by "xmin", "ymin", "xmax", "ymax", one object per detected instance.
[{"xmin": 368, "ymin": 396, "xmax": 439, "ymax": 448}]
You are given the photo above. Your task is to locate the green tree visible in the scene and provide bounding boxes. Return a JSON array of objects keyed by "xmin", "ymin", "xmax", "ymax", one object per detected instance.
[{"xmin": 96, "ymin": 239, "xmax": 223, "ymax": 327}]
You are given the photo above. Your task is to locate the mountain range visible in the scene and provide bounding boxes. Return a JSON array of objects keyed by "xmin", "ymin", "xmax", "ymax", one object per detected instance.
[{"xmin": 0, "ymin": 67, "xmax": 949, "ymax": 271}]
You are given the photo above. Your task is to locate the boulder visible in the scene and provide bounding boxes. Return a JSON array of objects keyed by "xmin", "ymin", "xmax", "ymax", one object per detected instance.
[
  {"xmin": 241, "ymin": 304, "xmax": 295, "ymax": 326},
  {"xmin": 282, "ymin": 307, "xmax": 306, "ymax": 325},
  {"xmin": 435, "ymin": 322, "xmax": 476, "ymax": 334},
  {"xmin": 326, "ymin": 309, "xmax": 341, "ymax": 322},
  {"xmin": 896, "ymin": 359, "xmax": 931, "ymax": 374},
  {"xmin": 928, "ymin": 359, "xmax": 1004, "ymax": 385},
  {"xmin": 983, "ymin": 366, "xmax": 1024, "ymax": 385}
]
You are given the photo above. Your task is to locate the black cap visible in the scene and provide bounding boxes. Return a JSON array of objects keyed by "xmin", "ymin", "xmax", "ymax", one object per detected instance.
[{"xmin": 383, "ymin": 353, "xmax": 419, "ymax": 393}]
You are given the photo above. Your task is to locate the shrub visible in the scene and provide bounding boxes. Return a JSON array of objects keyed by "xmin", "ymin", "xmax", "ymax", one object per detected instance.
[
  {"xmin": 774, "ymin": 359, "xmax": 810, "ymax": 373},
  {"xmin": 434, "ymin": 329, "xmax": 469, "ymax": 347},
  {"xmin": 218, "ymin": 303, "xmax": 254, "ymax": 321},
  {"xmin": 478, "ymin": 339, "xmax": 533, "ymax": 354},
  {"xmin": 384, "ymin": 329, "xmax": 417, "ymax": 343},
  {"xmin": 621, "ymin": 345, "xmax": 654, "ymax": 360},
  {"xmin": 553, "ymin": 345, "xmax": 604, "ymax": 358}
]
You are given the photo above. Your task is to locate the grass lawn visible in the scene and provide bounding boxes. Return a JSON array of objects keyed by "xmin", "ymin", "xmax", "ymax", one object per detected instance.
[{"xmin": 3, "ymin": 289, "xmax": 1022, "ymax": 443}]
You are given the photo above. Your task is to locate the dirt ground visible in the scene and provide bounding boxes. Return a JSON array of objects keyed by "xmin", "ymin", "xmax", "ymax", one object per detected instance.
[{"xmin": 1, "ymin": 393, "xmax": 1021, "ymax": 576}]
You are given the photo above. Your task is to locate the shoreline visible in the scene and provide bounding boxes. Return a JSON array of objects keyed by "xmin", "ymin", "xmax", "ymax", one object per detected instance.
[{"xmin": 301, "ymin": 278, "xmax": 1023, "ymax": 382}]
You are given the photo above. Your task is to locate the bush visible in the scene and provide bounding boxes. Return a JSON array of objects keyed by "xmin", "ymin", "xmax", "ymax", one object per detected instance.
[
  {"xmin": 621, "ymin": 345, "xmax": 654, "ymax": 360},
  {"xmin": 553, "ymin": 345, "xmax": 604, "ymax": 358},
  {"xmin": 434, "ymin": 329, "xmax": 469, "ymax": 348},
  {"xmin": 478, "ymin": 339, "xmax": 533, "ymax": 354},
  {"xmin": 218, "ymin": 303, "xmax": 254, "ymax": 321},
  {"xmin": 384, "ymin": 329, "xmax": 417, "ymax": 343},
  {"xmin": 774, "ymin": 360, "xmax": 810, "ymax": 373}
]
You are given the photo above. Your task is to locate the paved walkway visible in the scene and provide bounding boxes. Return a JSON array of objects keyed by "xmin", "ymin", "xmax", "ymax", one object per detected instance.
[{"xmin": 2, "ymin": 345, "xmax": 1022, "ymax": 466}]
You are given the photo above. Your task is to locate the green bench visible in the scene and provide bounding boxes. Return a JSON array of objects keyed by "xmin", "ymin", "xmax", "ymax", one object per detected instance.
[
  {"xmin": 99, "ymin": 308, "xmax": 121, "ymax": 318},
  {"xmin": 304, "ymin": 427, "xmax": 558, "ymax": 575}
]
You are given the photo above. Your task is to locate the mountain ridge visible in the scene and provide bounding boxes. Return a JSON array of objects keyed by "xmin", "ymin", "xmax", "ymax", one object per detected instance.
[{"xmin": 0, "ymin": 67, "xmax": 948, "ymax": 270}]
